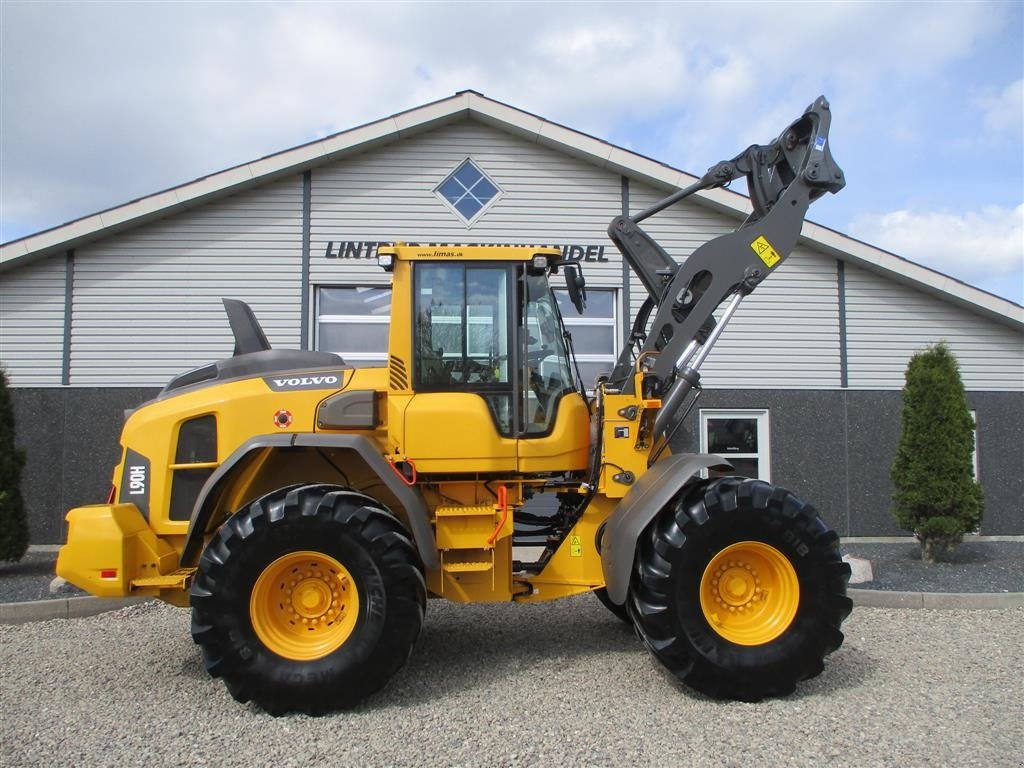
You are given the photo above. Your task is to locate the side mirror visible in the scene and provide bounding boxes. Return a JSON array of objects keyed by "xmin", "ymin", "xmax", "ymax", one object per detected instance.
[{"xmin": 563, "ymin": 263, "xmax": 587, "ymax": 314}]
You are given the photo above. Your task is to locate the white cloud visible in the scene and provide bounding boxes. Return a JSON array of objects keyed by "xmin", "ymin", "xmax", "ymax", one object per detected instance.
[
  {"xmin": 0, "ymin": 0, "xmax": 1019, "ymax": 248},
  {"xmin": 979, "ymin": 79, "xmax": 1024, "ymax": 135},
  {"xmin": 850, "ymin": 205, "xmax": 1024, "ymax": 288}
]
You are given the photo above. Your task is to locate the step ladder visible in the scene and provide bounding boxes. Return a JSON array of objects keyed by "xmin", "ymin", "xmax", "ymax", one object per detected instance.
[{"xmin": 434, "ymin": 502, "xmax": 510, "ymax": 598}]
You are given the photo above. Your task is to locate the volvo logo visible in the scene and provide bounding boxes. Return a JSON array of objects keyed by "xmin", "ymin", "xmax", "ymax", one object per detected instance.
[{"xmin": 263, "ymin": 372, "xmax": 345, "ymax": 392}]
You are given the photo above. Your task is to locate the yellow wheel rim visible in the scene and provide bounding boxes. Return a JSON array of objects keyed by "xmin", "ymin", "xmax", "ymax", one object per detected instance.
[
  {"xmin": 250, "ymin": 551, "xmax": 359, "ymax": 661},
  {"xmin": 699, "ymin": 541, "xmax": 799, "ymax": 646}
]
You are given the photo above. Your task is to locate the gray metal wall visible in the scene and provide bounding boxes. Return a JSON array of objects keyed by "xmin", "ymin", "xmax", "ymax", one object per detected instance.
[
  {"xmin": 844, "ymin": 262, "xmax": 1023, "ymax": 390},
  {"xmin": 0, "ymin": 255, "xmax": 66, "ymax": 384},
  {"xmin": 1, "ymin": 118, "xmax": 1021, "ymax": 392},
  {"xmin": 1, "ymin": 178, "xmax": 305, "ymax": 387}
]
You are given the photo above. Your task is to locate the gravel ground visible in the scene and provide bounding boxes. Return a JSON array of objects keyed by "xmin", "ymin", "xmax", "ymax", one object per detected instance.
[
  {"xmin": 841, "ymin": 540, "xmax": 1024, "ymax": 593},
  {"xmin": 1, "ymin": 597, "xmax": 1022, "ymax": 767},
  {"xmin": 0, "ymin": 551, "xmax": 86, "ymax": 603}
]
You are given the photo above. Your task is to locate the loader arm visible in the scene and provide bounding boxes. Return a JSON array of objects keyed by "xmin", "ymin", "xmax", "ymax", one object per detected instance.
[{"xmin": 606, "ymin": 96, "xmax": 844, "ymax": 442}]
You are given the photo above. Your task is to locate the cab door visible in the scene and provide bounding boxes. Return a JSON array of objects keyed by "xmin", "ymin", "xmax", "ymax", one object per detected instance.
[
  {"xmin": 516, "ymin": 270, "xmax": 590, "ymax": 473},
  {"xmin": 402, "ymin": 262, "xmax": 519, "ymax": 473},
  {"xmin": 402, "ymin": 261, "xmax": 589, "ymax": 475}
]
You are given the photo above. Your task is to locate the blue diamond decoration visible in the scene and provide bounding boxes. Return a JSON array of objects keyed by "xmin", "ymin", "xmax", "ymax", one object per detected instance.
[
  {"xmin": 454, "ymin": 196, "xmax": 483, "ymax": 220},
  {"xmin": 452, "ymin": 161, "xmax": 483, "ymax": 189},
  {"xmin": 470, "ymin": 177, "xmax": 497, "ymax": 201},
  {"xmin": 437, "ymin": 177, "xmax": 465, "ymax": 205},
  {"xmin": 436, "ymin": 160, "xmax": 500, "ymax": 223}
]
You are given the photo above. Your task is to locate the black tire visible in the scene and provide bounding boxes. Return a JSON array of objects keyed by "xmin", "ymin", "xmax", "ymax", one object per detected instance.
[
  {"xmin": 593, "ymin": 587, "xmax": 632, "ymax": 624},
  {"xmin": 190, "ymin": 483, "xmax": 426, "ymax": 715},
  {"xmin": 628, "ymin": 477, "xmax": 852, "ymax": 702}
]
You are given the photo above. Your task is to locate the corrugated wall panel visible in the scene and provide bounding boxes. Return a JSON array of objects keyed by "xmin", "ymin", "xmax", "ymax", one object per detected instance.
[
  {"xmin": 622, "ymin": 184, "xmax": 737, "ymax": 333},
  {"xmin": 310, "ymin": 122, "xmax": 624, "ymax": 290},
  {"xmin": 623, "ymin": 185, "xmax": 842, "ymax": 389},
  {"xmin": 845, "ymin": 264, "xmax": 1024, "ymax": 391},
  {"xmin": 70, "ymin": 177, "xmax": 303, "ymax": 385},
  {"xmin": 0, "ymin": 257, "xmax": 66, "ymax": 385},
  {"xmin": 7, "ymin": 118, "xmax": 1018, "ymax": 393}
]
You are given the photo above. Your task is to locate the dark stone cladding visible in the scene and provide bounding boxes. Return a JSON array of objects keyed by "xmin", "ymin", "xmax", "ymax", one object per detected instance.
[
  {"xmin": 668, "ymin": 389, "xmax": 1022, "ymax": 537},
  {"xmin": 9, "ymin": 386, "xmax": 1024, "ymax": 543},
  {"xmin": 668, "ymin": 390, "xmax": 851, "ymax": 534},
  {"xmin": 11, "ymin": 387, "xmax": 160, "ymax": 543}
]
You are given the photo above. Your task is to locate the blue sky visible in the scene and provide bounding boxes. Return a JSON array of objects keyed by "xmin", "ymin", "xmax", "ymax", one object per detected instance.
[{"xmin": 2, "ymin": 1, "xmax": 1021, "ymax": 303}]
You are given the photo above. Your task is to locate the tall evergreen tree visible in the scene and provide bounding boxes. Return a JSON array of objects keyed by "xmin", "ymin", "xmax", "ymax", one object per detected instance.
[
  {"xmin": 0, "ymin": 367, "xmax": 29, "ymax": 561},
  {"xmin": 891, "ymin": 343, "xmax": 983, "ymax": 562}
]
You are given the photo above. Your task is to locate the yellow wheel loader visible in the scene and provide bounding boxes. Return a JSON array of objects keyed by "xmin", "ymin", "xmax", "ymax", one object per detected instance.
[{"xmin": 58, "ymin": 97, "xmax": 852, "ymax": 714}]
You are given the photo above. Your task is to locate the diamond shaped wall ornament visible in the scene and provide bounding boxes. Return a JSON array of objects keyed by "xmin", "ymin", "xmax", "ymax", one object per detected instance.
[{"xmin": 434, "ymin": 159, "xmax": 502, "ymax": 224}]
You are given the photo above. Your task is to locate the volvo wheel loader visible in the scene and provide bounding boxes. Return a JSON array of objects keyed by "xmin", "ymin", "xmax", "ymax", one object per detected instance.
[{"xmin": 58, "ymin": 96, "xmax": 852, "ymax": 714}]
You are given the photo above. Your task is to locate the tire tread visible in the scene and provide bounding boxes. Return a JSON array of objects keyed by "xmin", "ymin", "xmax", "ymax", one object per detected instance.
[
  {"xmin": 190, "ymin": 483, "xmax": 425, "ymax": 715},
  {"xmin": 629, "ymin": 477, "xmax": 852, "ymax": 701}
]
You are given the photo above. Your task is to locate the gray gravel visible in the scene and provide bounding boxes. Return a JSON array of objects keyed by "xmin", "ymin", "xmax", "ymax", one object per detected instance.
[
  {"xmin": 1, "ymin": 597, "xmax": 1022, "ymax": 767},
  {"xmin": 841, "ymin": 540, "xmax": 1024, "ymax": 593},
  {"xmin": 0, "ymin": 551, "xmax": 86, "ymax": 602}
]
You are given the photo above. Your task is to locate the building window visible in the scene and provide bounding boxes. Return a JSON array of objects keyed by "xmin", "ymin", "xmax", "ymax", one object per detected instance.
[
  {"xmin": 699, "ymin": 409, "xmax": 771, "ymax": 481},
  {"xmin": 314, "ymin": 285, "xmax": 619, "ymax": 384},
  {"xmin": 315, "ymin": 286, "xmax": 392, "ymax": 366},
  {"xmin": 554, "ymin": 288, "xmax": 618, "ymax": 391},
  {"xmin": 434, "ymin": 159, "xmax": 502, "ymax": 224}
]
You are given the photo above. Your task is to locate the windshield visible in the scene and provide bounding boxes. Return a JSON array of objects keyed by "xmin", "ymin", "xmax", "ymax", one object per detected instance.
[{"xmin": 522, "ymin": 272, "xmax": 576, "ymax": 435}]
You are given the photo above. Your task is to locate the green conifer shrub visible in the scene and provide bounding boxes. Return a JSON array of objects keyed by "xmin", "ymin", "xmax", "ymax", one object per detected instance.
[
  {"xmin": 0, "ymin": 367, "xmax": 29, "ymax": 561},
  {"xmin": 891, "ymin": 343, "xmax": 984, "ymax": 562}
]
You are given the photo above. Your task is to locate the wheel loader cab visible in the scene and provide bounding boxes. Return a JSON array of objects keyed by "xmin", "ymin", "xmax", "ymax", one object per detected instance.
[{"xmin": 383, "ymin": 245, "xmax": 590, "ymax": 475}]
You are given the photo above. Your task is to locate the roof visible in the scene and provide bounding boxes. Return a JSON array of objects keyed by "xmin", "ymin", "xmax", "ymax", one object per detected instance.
[{"xmin": 2, "ymin": 90, "xmax": 1021, "ymax": 331}]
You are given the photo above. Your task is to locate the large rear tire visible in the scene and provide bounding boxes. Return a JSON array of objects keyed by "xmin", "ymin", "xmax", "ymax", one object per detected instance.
[
  {"xmin": 628, "ymin": 477, "xmax": 852, "ymax": 701},
  {"xmin": 190, "ymin": 484, "xmax": 426, "ymax": 715}
]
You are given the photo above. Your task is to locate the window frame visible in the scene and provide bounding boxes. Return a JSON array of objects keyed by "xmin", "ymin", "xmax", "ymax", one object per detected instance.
[
  {"xmin": 433, "ymin": 157, "xmax": 504, "ymax": 227},
  {"xmin": 314, "ymin": 285, "xmax": 392, "ymax": 366},
  {"xmin": 554, "ymin": 287, "xmax": 620, "ymax": 392},
  {"xmin": 412, "ymin": 261, "xmax": 516, "ymax": 393},
  {"xmin": 313, "ymin": 284, "xmax": 621, "ymax": 382},
  {"xmin": 698, "ymin": 408, "xmax": 772, "ymax": 482}
]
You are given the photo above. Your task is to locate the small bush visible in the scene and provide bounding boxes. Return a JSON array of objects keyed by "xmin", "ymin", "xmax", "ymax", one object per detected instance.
[
  {"xmin": 0, "ymin": 367, "xmax": 29, "ymax": 561},
  {"xmin": 891, "ymin": 343, "xmax": 984, "ymax": 562}
]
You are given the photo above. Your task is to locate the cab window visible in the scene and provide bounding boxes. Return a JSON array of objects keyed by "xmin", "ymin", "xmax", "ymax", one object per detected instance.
[
  {"xmin": 522, "ymin": 272, "xmax": 575, "ymax": 435},
  {"xmin": 414, "ymin": 263, "xmax": 514, "ymax": 433}
]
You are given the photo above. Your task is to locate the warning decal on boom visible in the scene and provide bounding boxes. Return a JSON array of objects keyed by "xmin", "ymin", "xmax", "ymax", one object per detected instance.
[{"xmin": 750, "ymin": 235, "xmax": 781, "ymax": 268}]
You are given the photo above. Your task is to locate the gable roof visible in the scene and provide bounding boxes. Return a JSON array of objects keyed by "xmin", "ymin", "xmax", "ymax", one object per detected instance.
[{"xmin": 2, "ymin": 90, "xmax": 1021, "ymax": 330}]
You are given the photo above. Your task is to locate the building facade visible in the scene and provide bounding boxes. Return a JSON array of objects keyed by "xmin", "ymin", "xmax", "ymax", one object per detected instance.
[{"xmin": 2, "ymin": 91, "xmax": 1022, "ymax": 543}]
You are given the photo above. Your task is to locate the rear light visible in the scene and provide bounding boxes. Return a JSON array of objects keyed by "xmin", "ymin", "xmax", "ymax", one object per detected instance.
[
  {"xmin": 106, "ymin": 485, "xmax": 116, "ymax": 504},
  {"xmin": 100, "ymin": 569, "xmax": 118, "ymax": 579}
]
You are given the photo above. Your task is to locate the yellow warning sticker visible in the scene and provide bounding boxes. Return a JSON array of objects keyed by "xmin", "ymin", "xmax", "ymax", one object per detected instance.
[
  {"xmin": 751, "ymin": 235, "xmax": 781, "ymax": 268},
  {"xmin": 570, "ymin": 535, "xmax": 583, "ymax": 557}
]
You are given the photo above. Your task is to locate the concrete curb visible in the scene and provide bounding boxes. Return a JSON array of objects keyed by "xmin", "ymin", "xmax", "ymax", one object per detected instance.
[
  {"xmin": 849, "ymin": 589, "xmax": 1024, "ymax": 610},
  {"xmin": 0, "ymin": 596, "xmax": 150, "ymax": 625}
]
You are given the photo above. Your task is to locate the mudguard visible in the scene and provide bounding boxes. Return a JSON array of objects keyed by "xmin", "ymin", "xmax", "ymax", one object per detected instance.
[
  {"xmin": 180, "ymin": 434, "xmax": 438, "ymax": 569},
  {"xmin": 600, "ymin": 453, "xmax": 732, "ymax": 605}
]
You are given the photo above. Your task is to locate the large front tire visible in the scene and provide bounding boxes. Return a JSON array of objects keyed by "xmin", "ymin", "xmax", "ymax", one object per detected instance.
[
  {"xmin": 628, "ymin": 477, "xmax": 852, "ymax": 701},
  {"xmin": 190, "ymin": 484, "xmax": 426, "ymax": 715}
]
